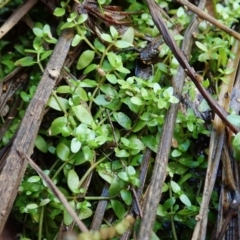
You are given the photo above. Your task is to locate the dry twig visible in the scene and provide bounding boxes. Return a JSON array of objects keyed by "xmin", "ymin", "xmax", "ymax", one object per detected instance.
[{"xmin": 0, "ymin": 29, "xmax": 74, "ymax": 233}]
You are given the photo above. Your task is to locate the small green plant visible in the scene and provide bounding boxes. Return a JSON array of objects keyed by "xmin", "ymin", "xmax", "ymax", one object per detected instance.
[{"xmin": 4, "ymin": 0, "xmax": 239, "ymax": 239}]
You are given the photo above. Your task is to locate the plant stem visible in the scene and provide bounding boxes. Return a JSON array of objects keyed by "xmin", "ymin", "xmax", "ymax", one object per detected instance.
[
  {"xmin": 78, "ymin": 154, "xmax": 110, "ymax": 188},
  {"xmin": 52, "ymin": 91, "xmax": 68, "ymax": 115},
  {"xmin": 169, "ymin": 186, "xmax": 178, "ymax": 240},
  {"xmin": 38, "ymin": 207, "xmax": 44, "ymax": 240}
]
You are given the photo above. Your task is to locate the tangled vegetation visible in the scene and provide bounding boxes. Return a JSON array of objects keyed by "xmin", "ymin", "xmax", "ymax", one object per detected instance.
[{"xmin": 1, "ymin": 0, "xmax": 240, "ymax": 239}]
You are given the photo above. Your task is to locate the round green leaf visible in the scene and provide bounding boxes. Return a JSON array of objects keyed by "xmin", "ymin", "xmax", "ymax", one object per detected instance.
[
  {"xmin": 67, "ymin": 169, "xmax": 80, "ymax": 193},
  {"xmin": 72, "ymin": 105, "xmax": 93, "ymax": 125},
  {"xmin": 111, "ymin": 199, "xmax": 126, "ymax": 219},
  {"xmin": 118, "ymin": 171, "xmax": 129, "ymax": 182},
  {"xmin": 170, "ymin": 181, "xmax": 181, "ymax": 193},
  {"xmin": 130, "ymin": 96, "xmax": 143, "ymax": 106},
  {"xmin": 27, "ymin": 176, "xmax": 40, "ymax": 183},
  {"xmin": 120, "ymin": 189, "xmax": 132, "ymax": 205},
  {"xmin": 77, "ymin": 50, "xmax": 95, "ymax": 70},
  {"xmin": 113, "ymin": 112, "xmax": 132, "ymax": 130},
  {"xmin": 53, "ymin": 7, "xmax": 65, "ymax": 17},
  {"xmin": 26, "ymin": 203, "xmax": 38, "ymax": 210},
  {"xmin": 115, "ymin": 40, "xmax": 133, "ymax": 48},
  {"xmin": 56, "ymin": 143, "xmax": 70, "ymax": 161},
  {"xmin": 227, "ymin": 114, "xmax": 240, "ymax": 127},
  {"xmin": 39, "ymin": 199, "xmax": 50, "ymax": 206},
  {"xmin": 15, "ymin": 56, "xmax": 36, "ymax": 67},
  {"xmin": 71, "ymin": 138, "xmax": 81, "ymax": 153},
  {"xmin": 109, "ymin": 176, "xmax": 125, "ymax": 197},
  {"xmin": 33, "ymin": 28, "xmax": 43, "ymax": 37},
  {"xmin": 122, "ymin": 27, "xmax": 134, "ymax": 44},
  {"xmin": 63, "ymin": 201, "xmax": 75, "ymax": 225},
  {"xmin": 79, "ymin": 207, "xmax": 92, "ymax": 219},
  {"xmin": 195, "ymin": 41, "xmax": 208, "ymax": 52},
  {"xmin": 49, "ymin": 116, "xmax": 68, "ymax": 136},
  {"xmin": 35, "ymin": 135, "xmax": 48, "ymax": 153},
  {"xmin": 47, "ymin": 95, "xmax": 69, "ymax": 112},
  {"xmin": 101, "ymin": 33, "xmax": 113, "ymax": 43},
  {"xmin": 72, "ymin": 34, "xmax": 83, "ymax": 47},
  {"xmin": 180, "ymin": 194, "xmax": 191, "ymax": 206},
  {"xmin": 171, "ymin": 149, "xmax": 182, "ymax": 157}
]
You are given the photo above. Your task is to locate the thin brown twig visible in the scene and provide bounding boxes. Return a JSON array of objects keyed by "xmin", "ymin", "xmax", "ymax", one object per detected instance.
[
  {"xmin": 17, "ymin": 150, "xmax": 89, "ymax": 233},
  {"xmin": 176, "ymin": 0, "xmax": 240, "ymax": 41},
  {"xmin": 0, "ymin": 0, "xmax": 38, "ymax": 39},
  {"xmin": 145, "ymin": 0, "xmax": 239, "ymax": 134},
  {"xmin": 137, "ymin": 1, "xmax": 207, "ymax": 239}
]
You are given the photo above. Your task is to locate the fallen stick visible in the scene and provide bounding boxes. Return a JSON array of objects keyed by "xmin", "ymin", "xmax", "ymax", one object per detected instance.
[
  {"xmin": 0, "ymin": 0, "xmax": 38, "ymax": 39},
  {"xmin": 0, "ymin": 29, "xmax": 74, "ymax": 234},
  {"xmin": 137, "ymin": 0, "xmax": 206, "ymax": 238}
]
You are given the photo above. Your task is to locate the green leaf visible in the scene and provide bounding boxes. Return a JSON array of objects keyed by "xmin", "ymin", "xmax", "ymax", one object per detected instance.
[
  {"xmin": 57, "ymin": 85, "xmax": 72, "ymax": 94},
  {"xmin": 171, "ymin": 149, "xmax": 182, "ymax": 157},
  {"xmin": 111, "ymin": 199, "xmax": 126, "ymax": 218},
  {"xmin": 61, "ymin": 22, "xmax": 76, "ymax": 30},
  {"xmin": 26, "ymin": 203, "xmax": 38, "ymax": 210},
  {"xmin": 163, "ymin": 197, "xmax": 176, "ymax": 210},
  {"xmin": 180, "ymin": 194, "xmax": 192, "ymax": 206},
  {"xmin": 20, "ymin": 92, "xmax": 29, "ymax": 102},
  {"xmin": 97, "ymin": 167, "xmax": 114, "ymax": 183},
  {"xmin": 27, "ymin": 176, "xmax": 40, "ymax": 183},
  {"xmin": 94, "ymin": 38, "xmax": 106, "ymax": 52},
  {"xmin": 100, "ymin": 84, "xmax": 117, "ymax": 97},
  {"xmin": 39, "ymin": 199, "xmax": 50, "ymax": 206},
  {"xmin": 170, "ymin": 181, "xmax": 181, "ymax": 193},
  {"xmin": 120, "ymin": 189, "xmax": 132, "ymax": 205},
  {"xmin": 157, "ymin": 204, "xmax": 168, "ymax": 217},
  {"xmin": 35, "ymin": 135, "xmax": 48, "ymax": 153},
  {"xmin": 56, "ymin": 143, "xmax": 70, "ymax": 161},
  {"xmin": 107, "ymin": 52, "xmax": 120, "ymax": 68},
  {"xmin": 122, "ymin": 27, "xmax": 134, "ymax": 44},
  {"xmin": 116, "ymin": 66, "xmax": 130, "ymax": 74},
  {"xmin": 72, "ymin": 34, "xmax": 83, "ymax": 47},
  {"xmin": 77, "ymin": 14, "xmax": 88, "ymax": 24},
  {"xmin": 101, "ymin": 33, "xmax": 113, "ymax": 43},
  {"xmin": 106, "ymin": 73, "xmax": 117, "ymax": 84},
  {"xmin": 195, "ymin": 41, "xmax": 208, "ymax": 52},
  {"xmin": 110, "ymin": 26, "xmax": 118, "ymax": 38},
  {"xmin": 63, "ymin": 201, "xmax": 75, "ymax": 225},
  {"xmin": 109, "ymin": 176, "xmax": 125, "ymax": 197},
  {"xmin": 33, "ymin": 28, "xmax": 43, "ymax": 37},
  {"xmin": 67, "ymin": 169, "xmax": 81, "ymax": 193},
  {"xmin": 40, "ymin": 50, "xmax": 52, "ymax": 60},
  {"xmin": 77, "ymin": 50, "xmax": 95, "ymax": 70},
  {"xmin": 227, "ymin": 114, "xmax": 240, "ymax": 127},
  {"xmin": 130, "ymin": 96, "xmax": 143, "ymax": 105},
  {"xmin": 142, "ymin": 135, "xmax": 158, "ymax": 153},
  {"xmin": 113, "ymin": 112, "xmax": 132, "ymax": 129},
  {"xmin": 53, "ymin": 7, "xmax": 65, "ymax": 17},
  {"xmin": 80, "ymin": 79, "xmax": 98, "ymax": 87},
  {"xmin": 72, "ymin": 105, "xmax": 93, "ymax": 125},
  {"xmin": 49, "ymin": 116, "xmax": 68, "ymax": 136},
  {"xmin": 118, "ymin": 171, "xmax": 129, "ymax": 182},
  {"xmin": 42, "ymin": 24, "xmax": 51, "ymax": 35},
  {"xmin": 15, "ymin": 56, "xmax": 36, "ymax": 67},
  {"xmin": 233, "ymin": 132, "xmax": 240, "ymax": 148},
  {"xmin": 82, "ymin": 146, "xmax": 93, "ymax": 161},
  {"xmin": 115, "ymin": 148, "xmax": 129, "ymax": 158},
  {"xmin": 71, "ymin": 138, "xmax": 81, "ymax": 153},
  {"xmin": 79, "ymin": 206, "xmax": 92, "ymax": 219},
  {"xmin": 115, "ymin": 40, "xmax": 133, "ymax": 48},
  {"xmin": 127, "ymin": 166, "xmax": 136, "ymax": 176},
  {"xmin": 48, "ymin": 95, "xmax": 69, "ymax": 112},
  {"xmin": 83, "ymin": 63, "xmax": 97, "ymax": 74}
]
